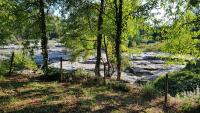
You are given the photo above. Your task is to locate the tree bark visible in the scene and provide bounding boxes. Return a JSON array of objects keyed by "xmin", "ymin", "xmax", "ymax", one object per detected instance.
[
  {"xmin": 95, "ymin": 0, "xmax": 104, "ymax": 77},
  {"xmin": 114, "ymin": 0, "xmax": 123, "ymax": 80},
  {"xmin": 39, "ymin": 0, "xmax": 48, "ymax": 76}
]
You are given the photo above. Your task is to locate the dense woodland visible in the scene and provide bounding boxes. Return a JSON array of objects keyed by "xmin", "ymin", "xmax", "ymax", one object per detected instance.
[{"xmin": 0, "ymin": 0, "xmax": 200, "ymax": 113}]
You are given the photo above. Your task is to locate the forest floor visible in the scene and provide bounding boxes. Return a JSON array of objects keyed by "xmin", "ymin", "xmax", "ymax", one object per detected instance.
[{"xmin": 0, "ymin": 74, "xmax": 197, "ymax": 113}]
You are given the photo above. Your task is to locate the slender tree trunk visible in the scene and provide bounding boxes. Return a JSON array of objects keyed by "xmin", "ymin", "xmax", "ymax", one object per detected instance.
[
  {"xmin": 114, "ymin": 0, "xmax": 123, "ymax": 80},
  {"xmin": 95, "ymin": 0, "xmax": 104, "ymax": 77},
  {"xmin": 39, "ymin": 0, "xmax": 48, "ymax": 76},
  {"xmin": 104, "ymin": 37, "xmax": 111, "ymax": 77}
]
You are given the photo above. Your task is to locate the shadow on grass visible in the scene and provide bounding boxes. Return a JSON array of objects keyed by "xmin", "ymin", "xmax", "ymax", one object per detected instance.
[
  {"xmin": 8, "ymin": 104, "xmax": 63, "ymax": 113},
  {"xmin": 17, "ymin": 88, "xmax": 52, "ymax": 100},
  {"xmin": 7, "ymin": 103, "xmax": 93, "ymax": 113},
  {"xmin": 0, "ymin": 81, "xmax": 31, "ymax": 89},
  {"xmin": 0, "ymin": 95, "xmax": 17, "ymax": 105},
  {"xmin": 66, "ymin": 87, "xmax": 84, "ymax": 97},
  {"xmin": 0, "ymin": 76, "xmax": 182, "ymax": 113},
  {"xmin": 94, "ymin": 93, "xmax": 143, "ymax": 113}
]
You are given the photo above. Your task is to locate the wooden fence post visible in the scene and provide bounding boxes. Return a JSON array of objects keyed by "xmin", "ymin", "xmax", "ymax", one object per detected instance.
[
  {"xmin": 60, "ymin": 57, "xmax": 63, "ymax": 82},
  {"xmin": 9, "ymin": 52, "xmax": 14, "ymax": 76},
  {"xmin": 103, "ymin": 62, "xmax": 106, "ymax": 84},
  {"xmin": 164, "ymin": 73, "xmax": 169, "ymax": 108}
]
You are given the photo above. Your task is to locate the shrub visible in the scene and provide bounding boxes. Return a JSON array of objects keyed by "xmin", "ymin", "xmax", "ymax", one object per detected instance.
[
  {"xmin": 141, "ymin": 83, "xmax": 161, "ymax": 100},
  {"xmin": 185, "ymin": 60, "xmax": 200, "ymax": 74},
  {"xmin": 154, "ymin": 71, "xmax": 200, "ymax": 96},
  {"xmin": 13, "ymin": 52, "xmax": 37, "ymax": 71}
]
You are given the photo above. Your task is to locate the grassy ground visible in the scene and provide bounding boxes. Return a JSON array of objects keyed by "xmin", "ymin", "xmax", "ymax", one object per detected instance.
[{"xmin": 0, "ymin": 74, "xmax": 198, "ymax": 113}]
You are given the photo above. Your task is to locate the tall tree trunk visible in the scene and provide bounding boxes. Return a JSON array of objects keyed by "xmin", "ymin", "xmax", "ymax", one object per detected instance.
[
  {"xmin": 39, "ymin": 0, "xmax": 48, "ymax": 76},
  {"xmin": 95, "ymin": 0, "xmax": 104, "ymax": 77},
  {"xmin": 114, "ymin": 0, "xmax": 123, "ymax": 80}
]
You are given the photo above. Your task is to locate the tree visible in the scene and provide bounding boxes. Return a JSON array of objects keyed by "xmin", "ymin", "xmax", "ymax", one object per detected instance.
[
  {"xmin": 114, "ymin": 0, "xmax": 123, "ymax": 80},
  {"xmin": 95, "ymin": 0, "xmax": 105, "ymax": 77},
  {"xmin": 0, "ymin": 0, "xmax": 61, "ymax": 75},
  {"xmin": 60, "ymin": 0, "xmax": 98, "ymax": 61},
  {"xmin": 155, "ymin": 0, "xmax": 200, "ymax": 56},
  {"xmin": 59, "ymin": 0, "xmax": 160, "ymax": 79},
  {"xmin": 0, "ymin": 0, "xmax": 17, "ymax": 45},
  {"xmin": 39, "ymin": 0, "xmax": 48, "ymax": 76}
]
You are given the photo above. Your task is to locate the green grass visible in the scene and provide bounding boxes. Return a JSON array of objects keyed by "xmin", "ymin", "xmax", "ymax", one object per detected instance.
[
  {"xmin": 141, "ymin": 83, "xmax": 161, "ymax": 101},
  {"xmin": 0, "ymin": 74, "xmax": 199, "ymax": 113}
]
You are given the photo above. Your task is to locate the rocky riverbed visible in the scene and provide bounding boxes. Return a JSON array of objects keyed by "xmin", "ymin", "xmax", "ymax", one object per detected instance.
[
  {"xmin": 0, "ymin": 42, "xmax": 188, "ymax": 84},
  {"xmin": 47, "ymin": 49, "xmax": 186, "ymax": 84},
  {"xmin": 123, "ymin": 52, "xmax": 186, "ymax": 84}
]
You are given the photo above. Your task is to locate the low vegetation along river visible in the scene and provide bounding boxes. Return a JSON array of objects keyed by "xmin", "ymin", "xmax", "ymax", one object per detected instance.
[{"xmin": 0, "ymin": 41, "xmax": 187, "ymax": 84}]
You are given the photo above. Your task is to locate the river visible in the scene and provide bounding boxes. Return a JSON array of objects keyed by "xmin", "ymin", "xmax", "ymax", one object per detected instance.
[{"xmin": 0, "ymin": 41, "xmax": 188, "ymax": 84}]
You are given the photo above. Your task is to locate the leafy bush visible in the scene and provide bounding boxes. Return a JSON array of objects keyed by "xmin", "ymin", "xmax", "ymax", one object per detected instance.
[
  {"xmin": 141, "ymin": 83, "xmax": 161, "ymax": 100},
  {"xmin": 154, "ymin": 71, "xmax": 200, "ymax": 96},
  {"xmin": 13, "ymin": 52, "xmax": 37, "ymax": 71},
  {"xmin": 184, "ymin": 60, "xmax": 200, "ymax": 73},
  {"xmin": 0, "ymin": 52, "xmax": 37, "ymax": 77}
]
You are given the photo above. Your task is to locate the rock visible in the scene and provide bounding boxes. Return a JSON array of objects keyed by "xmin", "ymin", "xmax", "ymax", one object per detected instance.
[
  {"xmin": 135, "ymin": 79, "xmax": 148, "ymax": 84},
  {"xmin": 132, "ymin": 56, "xmax": 143, "ymax": 60},
  {"xmin": 132, "ymin": 61, "xmax": 150, "ymax": 65},
  {"xmin": 133, "ymin": 64, "xmax": 165, "ymax": 70},
  {"xmin": 150, "ymin": 60, "xmax": 165, "ymax": 64},
  {"xmin": 143, "ymin": 56, "xmax": 161, "ymax": 60},
  {"xmin": 127, "ymin": 67, "xmax": 154, "ymax": 76}
]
